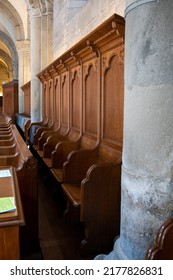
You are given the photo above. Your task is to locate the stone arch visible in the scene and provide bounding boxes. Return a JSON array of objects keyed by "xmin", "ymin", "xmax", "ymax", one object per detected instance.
[
  {"xmin": 0, "ymin": 49, "xmax": 13, "ymax": 79},
  {"xmin": 0, "ymin": 0, "xmax": 25, "ymax": 41},
  {"xmin": 0, "ymin": 31, "xmax": 18, "ymax": 79}
]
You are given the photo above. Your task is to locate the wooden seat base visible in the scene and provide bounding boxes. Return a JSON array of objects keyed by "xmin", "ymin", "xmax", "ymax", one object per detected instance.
[
  {"xmin": 62, "ymin": 183, "xmax": 81, "ymax": 207},
  {"xmin": 50, "ymin": 168, "xmax": 64, "ymax": 183}
]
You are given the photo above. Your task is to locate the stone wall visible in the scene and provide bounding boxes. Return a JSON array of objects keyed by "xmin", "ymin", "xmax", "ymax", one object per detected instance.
[{"xmin": 53, "ymin": 0, "xmax": 125, "ymax": 59}]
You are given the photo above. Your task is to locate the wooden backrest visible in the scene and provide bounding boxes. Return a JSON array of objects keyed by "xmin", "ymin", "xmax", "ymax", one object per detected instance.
[{"xmin": 145, "ymin": 218, "xmax": 173, "ymax": 260}]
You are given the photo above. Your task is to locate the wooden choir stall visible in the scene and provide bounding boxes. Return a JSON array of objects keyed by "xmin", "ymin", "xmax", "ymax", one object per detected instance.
[{"xmin": 26, "ymin": 13, "xmax": 125, "ymax": 255}]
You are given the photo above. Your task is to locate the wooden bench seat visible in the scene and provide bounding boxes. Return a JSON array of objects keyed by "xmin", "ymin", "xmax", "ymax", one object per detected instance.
[
  {"xmin": 0, "ymin": 138, "xmax": 14, "ymax": 146},
  {"xmin": 0, "ymin": 117, "xmax": 11, "ymax": 128},
  {"xmin": 60, "ymin": 142, "xmax": 122, "ymax": 254},
  {"xmin": 0, "ymin": 152, "xmax": 20, "ymax": 166},
  {"xmin": 0, "ymin": 129, "xmax": 12, "ymax": 135},
  {"xmin": 0, "ymin": 132, "xmax": 13, "ymax": 140},
  {"xmin": 145, "ymin": 218, "xmax": 173, "ymax": 260},
  {"xmin": 0, "ymin": 126, "xmax": 11, "ymax": 132},
  {"xmin": 62, "ymin": 183, "xmax": 81, "ymax": 207},
  {"xmin": 0, "ymin": 143, "xmax": 17, "ymax": 155}
]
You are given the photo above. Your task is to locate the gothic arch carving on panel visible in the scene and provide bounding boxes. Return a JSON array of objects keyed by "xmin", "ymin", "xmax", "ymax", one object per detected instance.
[
  {"xmin": 71, "ymin": 69, "xmax": 81, "ymax": 130},
  {"xmin": 102, "ymin": 48, "xmax": 124, "ymax": 72},
  {"xmin": 102, "ymin": 53, "xmax": 124, "ymax": 146},
  {"xmin": 48, "ymin": 79, "xmax": 54, "ymax": 121},
  {"xmin": 83, "ymin": 63, "xmax": 98, "ymax": 136},
  {"xmin": 0, "ymin": 31, "xmax": 18, "ymax": 79},
  {"xmin": 54, "ymin": 75, "xmax": 60, "ymax": 125},
  {"xmin": 43, "ymin": 81, "xmax": 49, "ymax": 118},
  {"xmin": 70, "ymin": 66, "xmax": 81, "ymax": 82},
  {"xmin": 61, "ymin": 73, "xmax": 69, "ymax": 126},
  {"xmin": 83, "ymin": 58, "xmax": 98, "ymax": 78}
]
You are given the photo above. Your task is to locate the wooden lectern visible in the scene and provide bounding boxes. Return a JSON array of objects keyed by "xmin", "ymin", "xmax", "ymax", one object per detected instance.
[{"xmin": 0, "ymin": 166, "xmax": 24, "ymax": 259}]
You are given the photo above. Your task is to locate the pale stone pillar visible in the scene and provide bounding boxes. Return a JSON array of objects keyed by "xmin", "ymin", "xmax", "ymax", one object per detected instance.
[
  {"xmin": 16, "ymin": 40, "xmax": 30, "ymax": 113},
  {"xmin": 47, "ymin": 10, "xmax": 53, "ymax": 64},
  {"xmin": 41, "ymin": 14, "xmax": 47, "ymax": 69},
  {"xmin": 30, "ymin": 10, "xmax": 42, "ymax": 122},
  {"xmin": 96, "ymin": 0, "xmax": 173, "ymax": 260},
  {"xmin": 39, "ymin": 0, "xmax": 53, "ymax": 68}
]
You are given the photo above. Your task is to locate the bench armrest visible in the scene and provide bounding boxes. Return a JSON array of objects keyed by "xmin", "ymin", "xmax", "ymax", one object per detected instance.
[
  {"xmin": 80, "ymin": 160, "xmax": 122, "ymax": 223},
  {"xmin": 38, "ymin": 129, "xmax": 56, "ymax": 150},
  {"xmin": 43, "ymin": 133, "xmax": 66, "ymax": 157},
  {"xmin": 33, "ymin": 125, "xmax": 54, "ymax": 145},
  {"xmin": 63, "ymin": 148, "xmax": 98, "ymax": 183},
  {"xmin": 51, "ymin": 140, "xmax": 80, "ymax": 168}
]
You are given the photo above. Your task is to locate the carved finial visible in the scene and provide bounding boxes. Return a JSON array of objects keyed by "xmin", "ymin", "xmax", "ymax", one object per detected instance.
[
  {"xmin": 70, "ymin": 52, "xmax": 81, "ymax": 65},
  {"xmin": 112, "ymin": 21, "xmax": 120, "ymax": 36},
  {"xmin": 86, "ymin": 40, "xmax": 99, "ymax": 57},
  {"xmin": 59, "ymin": 59, "xmax": 68, "ymax": 70}
]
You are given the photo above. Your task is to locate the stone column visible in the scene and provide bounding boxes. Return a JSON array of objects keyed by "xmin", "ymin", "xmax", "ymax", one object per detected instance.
[
  {"xmin": 30, "ymin": 7, "xmax": 42, "ymax": 122},
  {"xmin": 96, "ymin": 0, "xmax": 173, "ymax": 260},
  {"xmin": 15, "ymin": 40, "xmax": 30, "ymax": 113},
  {"xmin": 47, "ymin": 10, "xmax": 53, "ymax": 64},
  {"xmin": 41, "ymin": 13, "xmax": 47, "ymax": 69}
]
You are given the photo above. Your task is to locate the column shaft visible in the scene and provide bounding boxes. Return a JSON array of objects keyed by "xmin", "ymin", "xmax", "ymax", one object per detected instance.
[
  {"xmin": 30, "ymin": 15, "xmax": 42, "ymax": 122},
  {"xmin": 96, "ymin": 0, "xmax": 173, "ymax": 260}
]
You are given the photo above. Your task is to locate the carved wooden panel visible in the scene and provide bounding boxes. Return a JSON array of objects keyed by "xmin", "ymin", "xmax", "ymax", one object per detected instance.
[
  {"xmin": 61, "ymin": 72, "xmax": 69, "ymax": 127},
  {"xmin": 102, "ymin": 50, "xmax": 124, "ymax": 146},
  {"xmin": 83, "ymin": 60, "xmax": 98, "ymax": 137},
  {"xmin": 70, "ymin": 67, "xmax": 81, "ymax": 131},
  {"xmin": 48, "ymin": 79, "xmax": 54, "ymax": 123},
  {"xmin": 43, "ymin": 81, "xmax": 49, "ymax": 119},
  {"xmin": 37, "ymin": 13, "xmax": 125, "ymax": 148},
  {"xmin": 54, "ymin": 76, "xmax": 60, "ymax": 128}
]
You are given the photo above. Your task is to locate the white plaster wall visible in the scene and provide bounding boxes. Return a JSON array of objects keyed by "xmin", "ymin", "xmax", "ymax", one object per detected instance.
[{"xmin": 53, "ymin": 0, "xmax": 125, "ymax": 59}]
